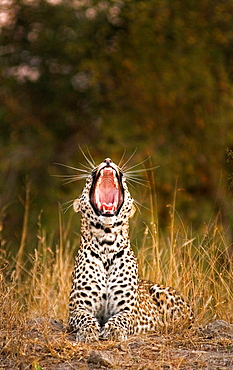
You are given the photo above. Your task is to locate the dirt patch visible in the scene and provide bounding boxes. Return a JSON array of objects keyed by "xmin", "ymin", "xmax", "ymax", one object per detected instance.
[{"xmin": 1, "ymin": 320, "xmax": 233, "ymax": 369}]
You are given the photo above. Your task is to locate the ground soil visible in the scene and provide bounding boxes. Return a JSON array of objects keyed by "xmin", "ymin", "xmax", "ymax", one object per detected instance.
[{"xmin": 1, "ymin": 320, "xmax": 233, "ymax": 369}]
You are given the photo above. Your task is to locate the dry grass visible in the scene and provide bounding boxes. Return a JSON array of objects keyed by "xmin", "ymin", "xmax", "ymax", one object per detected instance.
[
  {"xmin": 137, "ymin": 213, "xmax": 233, "ymax": 326},
  {"xmin": 0, "ymin": 188, "xmax": 233, "ymax": 368}
]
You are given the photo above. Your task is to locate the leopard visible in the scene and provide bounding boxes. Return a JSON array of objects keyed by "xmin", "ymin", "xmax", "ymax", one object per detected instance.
[{"xmin": 68, "ymin": 157, "xmax": 194, "ymax": 342}]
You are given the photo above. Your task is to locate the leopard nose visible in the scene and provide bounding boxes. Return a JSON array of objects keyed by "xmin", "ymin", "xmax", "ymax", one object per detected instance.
[{"xmin": 104, "ymin": 158, "xmax": 112, "ymax": 166}]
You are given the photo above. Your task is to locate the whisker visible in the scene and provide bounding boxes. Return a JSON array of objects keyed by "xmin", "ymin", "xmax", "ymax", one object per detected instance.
[
  {"xmin": 86, "ymin": 147, "xmax": 96, "ymax": 167},
  {"xmin": 123, "ymin": 161, "xmax": 159, "ymax": 189},
  {"xmin": 78, "ymin": 144, "xmax": 95, "ymax": 169},
  {"xmin": 54, "ymin": 163, "xmax": 90, "ymax": 173},
  {"xmin": 62, "ymin": 200, "xmax": 74, "ymax": 205},
  {"xmin": 125, "ymin": 176, "xmax": 148, "ymax": 183},
  {"xmin": 122, "ymin": 157, "xmax": 151, "ymax": 172},
  {"xmin": 62, "ymin": 200, "xmax": 74, "ymax": 213},
  {"xmin": 62, "ymin": 176, "xmax": 88, "ymax": 184},
  {"xmin": 53, "ymin": 174, "xmax": 87, "ymax": 178},
  {"xmin": 52, "ymin": 173, "xmax": 88, "ymax": 184},
  {"xmin": 126, "ymin": 177, "xmax": 149, "ymax": 187},
  {"xmin": 120, "ymin": 148, "xmax": 138, "ymax": 172},
  {"xmin": 124, "ymin": 174, "xmax": 148, "ymax": 183},
  {"xmin": 126, "ymin": 180, "xmax": 138, "ymax": 190},
  {"xmin": 134, "ymin": 199, "xmax": 151, "ymax": 212},
  {"xmin": 118, "ymin": 149, "xmax": 127, "ymax": 168},
  {"xmin": 133, "ymin": 201, "xmax": 142, "ymax": 215},
  {"xmin": 78, "ymin": 162, "xmax": 93, "ymax": 171},
  {"xmin": 124, "ymin": 166, "xmax": 159, "ymax": 175}
]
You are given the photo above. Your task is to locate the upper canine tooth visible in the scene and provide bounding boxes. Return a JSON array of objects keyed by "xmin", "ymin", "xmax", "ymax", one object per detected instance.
[{"xmin": 114, "ymin": 178, "xmax": 119, "ymax": 188}]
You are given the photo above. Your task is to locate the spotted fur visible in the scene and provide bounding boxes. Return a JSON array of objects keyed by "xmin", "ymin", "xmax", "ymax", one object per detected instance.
[{"xmin": 68, "ymin": 158, "xmax": 193, "ymax": 341}]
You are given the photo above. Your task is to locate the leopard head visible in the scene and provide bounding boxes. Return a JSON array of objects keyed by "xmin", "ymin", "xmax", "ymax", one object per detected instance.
[{"xmin": 73, "ymin": 158, "xmax": 135, "ymax": 226}]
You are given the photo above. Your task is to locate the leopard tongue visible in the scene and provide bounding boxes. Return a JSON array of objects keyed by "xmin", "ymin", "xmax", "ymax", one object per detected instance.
[{"xmin": 95, "ymin": 168, "xmax": 119, "ymax": 215}]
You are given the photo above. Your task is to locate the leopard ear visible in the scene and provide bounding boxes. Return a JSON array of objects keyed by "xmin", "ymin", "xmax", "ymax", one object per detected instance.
[
  {"xmin": 130, "ymin": 203, "xmax": 136, "ymax": 218},
  {"xmin": 73, "ymin": 199, "xmax": 80, "ymax": 213}
]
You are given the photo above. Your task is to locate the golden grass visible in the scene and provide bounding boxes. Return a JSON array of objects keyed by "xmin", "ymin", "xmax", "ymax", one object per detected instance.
[{"xmin": 137, "ymin": 214, "xmax": 233, "ymax": 325}]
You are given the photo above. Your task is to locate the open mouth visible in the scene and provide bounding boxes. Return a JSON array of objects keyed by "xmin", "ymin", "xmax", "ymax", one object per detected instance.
[{"xmin": 90, "ymin": 166, "xmax": 124, "ymax": 216}]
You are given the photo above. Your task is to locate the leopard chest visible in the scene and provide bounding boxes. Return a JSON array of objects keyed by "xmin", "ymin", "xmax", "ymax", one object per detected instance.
[{"xmin": 72, "ymin": 236, "xmax": 138, "ymax": 324}]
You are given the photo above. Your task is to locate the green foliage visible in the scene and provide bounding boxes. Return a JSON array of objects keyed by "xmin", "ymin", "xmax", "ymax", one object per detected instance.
[{"xmin": 0, "ymin": 0, "xmax": 233, "ymax": 253}]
